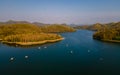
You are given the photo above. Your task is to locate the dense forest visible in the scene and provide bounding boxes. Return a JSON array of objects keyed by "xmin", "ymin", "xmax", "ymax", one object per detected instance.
[
  {"xmin": 0, "ymin": 21, "xmax": 75, "ymax": 45},
  {"xmin": 93, "ymin": 22, "xmax": 120, "ymax": 41}
]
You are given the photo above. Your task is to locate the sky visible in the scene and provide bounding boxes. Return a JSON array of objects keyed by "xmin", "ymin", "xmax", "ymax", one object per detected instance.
[{"xmin": 0, "ymin": 0, "xmax": 120, "ymax": 24}]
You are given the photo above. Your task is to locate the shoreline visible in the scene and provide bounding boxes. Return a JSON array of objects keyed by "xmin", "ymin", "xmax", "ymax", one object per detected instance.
[
  {"xmin": 2, "ymin": 38, "xmax": 64, "ymax": 46},
  {"xmin": 101, "ymin": 39, "xmax": 120, "ymax": 43}
]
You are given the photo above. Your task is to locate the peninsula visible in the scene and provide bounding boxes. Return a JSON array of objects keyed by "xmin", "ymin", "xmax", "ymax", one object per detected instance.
[{"xmin": 0, "ymin": 20, "xmax": 75, "ymax": 46}]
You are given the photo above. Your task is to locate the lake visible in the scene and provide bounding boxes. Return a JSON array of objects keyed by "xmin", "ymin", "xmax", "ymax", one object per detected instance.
[{"xmin": 0, "ymin": 30, "xmax": 120, "ymax": 75}]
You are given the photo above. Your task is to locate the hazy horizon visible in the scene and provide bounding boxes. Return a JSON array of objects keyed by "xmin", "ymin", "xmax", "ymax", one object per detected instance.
[{"xmin": 0, "ymin": 0, "xmax": 120, "ymax": 24}]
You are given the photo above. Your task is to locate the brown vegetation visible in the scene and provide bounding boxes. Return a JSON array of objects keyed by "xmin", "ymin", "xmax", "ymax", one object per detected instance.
[
  {"xmin": 3, "ymin": 33, "xmax": 62, "ymax": 42},
  {"xmin": 93, "ymin": 22, "xmax": 120, "ymax": 42},
  {"xmin": 0, "ymin": 22, "xmax": 75, "ymax": 45}
]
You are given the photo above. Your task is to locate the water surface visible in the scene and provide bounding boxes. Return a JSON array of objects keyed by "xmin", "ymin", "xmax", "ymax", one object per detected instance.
[{"xmin": 0, "ymin": 30, "xmax": 120, "ymax": 75}]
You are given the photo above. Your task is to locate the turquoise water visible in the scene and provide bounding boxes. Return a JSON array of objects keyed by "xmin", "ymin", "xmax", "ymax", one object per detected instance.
[{"xmin": 0, "ymin": 30, "xmax": 120, "ymax": 75}]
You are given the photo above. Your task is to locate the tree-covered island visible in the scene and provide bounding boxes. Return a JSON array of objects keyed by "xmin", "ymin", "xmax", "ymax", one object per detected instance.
[{"xmin": 0, "ymin": 21, "xmax": 76, "ymax": 45}]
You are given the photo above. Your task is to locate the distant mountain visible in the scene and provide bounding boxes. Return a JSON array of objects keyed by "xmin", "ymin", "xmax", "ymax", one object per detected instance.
[
  {"xmin": 73, "ymin": 25, "xmax": 89, "ymax": 29},
  {"xmin": 7, "ymin": 20, "xmax": 30, "ymax": 24},
  {"xmin": 0, "ymin": 20, "xmax": 31, "ymax": 26},
  {"xmin": 0, "ymin": 20, "xmax": 46, "ymax": 26},
  {"xmin": 87, "ymin": 23, "xmax": 104, "ymax": 31},
  {"xmin": 74, "ymin": 22, "xmax": 120, "ymax": 31},
  {"xmin": 0, "ymin": 20, "xmax": 68, "ymax": 26},
  {"xmin": 2, "ymin": 20, "xmax": 30, "ymax": 24},
  {"xmin": 39, "ymin": 24, "xmax": 76, "ymax": 33},
  {"xmin": 32, "ymin": 22, "xmax": 46, "ymax": 26}
]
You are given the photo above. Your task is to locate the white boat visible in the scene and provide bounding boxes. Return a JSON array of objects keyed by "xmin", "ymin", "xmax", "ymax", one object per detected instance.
[
  {"xmin": 70, "ymin": 51, "xmax": 73, "ymax": 53},
  {"xmin": 88, "ymin": 50, "xmax": 90, "ymax": 52},
  {"xmin": 10, "ymin": 57, "xmax": 14, "ymax": 61},
  {"xmin": 44, "ymin": 46, "xmax": 47, "ymax": 48},
  {"xmin": 38, "ymin": 47, "xmax": 41, "ymax": 49},
  {"xmin": 25, "ymin": 56, "xmax": 28, "ymax": 58}
]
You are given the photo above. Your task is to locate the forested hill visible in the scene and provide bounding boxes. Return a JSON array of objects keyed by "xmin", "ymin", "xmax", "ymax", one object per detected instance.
[
  {"xmin": 74, "ymin": 22, "xmax": 120, "ymax": 31},
  {"xmin": 74, "ymin": 22, "xmax": 120, "ymax": 42},
  {"xmin": 39, "ymin": 24, "xmax": 75, "ymax": 33},
  {"xmin": 0, "ymin": 21, "xmax": 76, "ymax": 40},
  {"xmin": 92, "ymin": 22, "xmax": 120, "ymax": 41}
]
